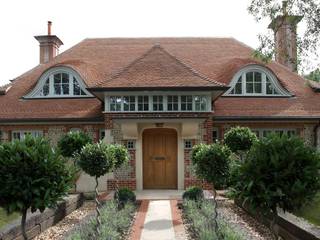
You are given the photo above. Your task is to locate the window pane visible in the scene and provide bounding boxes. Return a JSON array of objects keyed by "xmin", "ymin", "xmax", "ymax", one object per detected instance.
[
  {"xmin": 194, "ymin": 96, "xmax": 207, "ymax": 111},
  {"xmin": 62, "ymin": 82, "xmax": 69, "ymax": 95},
  {"xmin": 42, "ymin": 78, "xmax": 49, "ymax": 96},
  {"xmin": 62, "ymin": 73, "xmax": 69, "ymax": 83},
  {"xmin": 153, "ymin": 96, "xmax": 163, "ymax": 111},
  {"xmin": 138, "ymin": 96, "xmax": 148, "ymax": 111},
  {"xmin": 254, "ymin": 72, "xmax": 262, "ymax": 93},
  {"xmin": 181, "ymin": 95, "xmax": 192, "ymax": 111},
  {"xmin": 167, "ymin": 95, "xmax": 178, "ymax": 111},
  {"xmin": 246, "ymin": 72, "xmax": 254, "ymax": 93},
  {"xmin": 124, "ymin": 96, "xmax": 135, "ymax": 111},
  {"xmin": 235, "ymin": 77, "xmax": 242, "ymax": 94},
  {"xmin": 110, "ymin": 96, "xmax": 121, "ymax": 111},
  {"xmin": 73, "ymin": 78, "xmax": 81, "ymax": 95}
]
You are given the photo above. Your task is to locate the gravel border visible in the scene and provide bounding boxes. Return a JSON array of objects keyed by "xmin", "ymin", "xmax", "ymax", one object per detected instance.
[{"xmin": 34, "ymin": 201, "xmax": 95, "ymax": 240}]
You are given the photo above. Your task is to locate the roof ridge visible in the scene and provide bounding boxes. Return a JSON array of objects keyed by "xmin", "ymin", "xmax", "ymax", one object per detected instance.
[{"xmin": 95, "ymin": 44, "xmax": 226, "ymax": 87}]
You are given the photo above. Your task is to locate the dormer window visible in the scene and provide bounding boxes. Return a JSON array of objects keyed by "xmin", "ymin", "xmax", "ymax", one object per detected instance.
[
  {"xmin": 225, "ymin": 65, "xmax": 291, "ymax": 97},
  {"xmin": 24, "ymin": 67, "xmax": 92, "ymax": 98}
]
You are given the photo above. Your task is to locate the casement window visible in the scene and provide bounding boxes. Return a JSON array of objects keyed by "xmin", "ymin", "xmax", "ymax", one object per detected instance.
[
  {"xmin": 25, "ymin": 67, "xmax": 91, "ymax": 98},
  {"xmin": 138, "ymin": 96, "xmax": 149, "ymax": 111},
  {"xmin": 167, "ymin": 96, "xmax": 179, "ymax": 111},
  {"xmin": 126, "ymin": 140, "xmax": 135, "ymax": 150},
  {"xmin": 106, "ymin": 94, "xmax": 211, "ymax": 112},
  {"xmin": 12, "ymin": 130, "xmax": 43, "ymax": 141},
  {"xmin": 225, "ymin": 65, "xmax": 291, "ymax": 97},
  {"xmin": 181, "ymin": 96, "xmax": 193, "ymax": 111},
  {"xmin": 110, "ymin": 96, "xmax": 122, "ymax": 111},
  {"xmin": 152, "ymin": 96, "xmax": 164, "ymax": 111},
  {"xmin": 99, "ymin": 129, "xmax": 106, "ymax": 141},
  {"xmin": 212, "ymin": 128, "xmax": 219, "ymax": 142},
  {"xmin": 194, "ymin": 96, "xmax": 207, "ymax": 111},
  {"xmin": 251, "ymin": 128, "xmax": 296, "ymax": 139},
  {"xmin": 69, "ymin": 128, "xmax": 81, "ymax": 133},
  {"xmin": 184, "ymin": 139, "xmax": 193, "ymax": 149},
  {"xmin": 123, "ymin": 96, "xmax": 136, "ymax": 111}
]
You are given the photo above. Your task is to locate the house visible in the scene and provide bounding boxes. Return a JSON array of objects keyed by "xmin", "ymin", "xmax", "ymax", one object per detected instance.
[{"xmin": 0, "ymin": 14, "xmax": 319, "ymax": 192}]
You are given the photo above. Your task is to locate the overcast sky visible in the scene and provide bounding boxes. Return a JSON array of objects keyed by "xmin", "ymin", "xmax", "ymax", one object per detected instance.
[{"xmin": 0, "ymin": 0, "xmax": 279, "ymax": 85}]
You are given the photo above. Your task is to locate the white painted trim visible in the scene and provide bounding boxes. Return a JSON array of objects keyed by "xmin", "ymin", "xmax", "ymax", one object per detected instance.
[
  {"xmin": 105, "ymin": 92, "xmax": 212, "ymax": 113},
  {"xmin": 224, "ymin": 65, "xmax": 291, "ymax": 97},
  {"xmin": 24, "ymin": 66, "xmax": 93, "ymax": 98}
]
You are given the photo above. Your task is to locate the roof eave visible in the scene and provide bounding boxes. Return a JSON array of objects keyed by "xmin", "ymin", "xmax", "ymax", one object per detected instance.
[{"xmin": 88, "ymin": 86, "xmax": 229, "ymax": 92}]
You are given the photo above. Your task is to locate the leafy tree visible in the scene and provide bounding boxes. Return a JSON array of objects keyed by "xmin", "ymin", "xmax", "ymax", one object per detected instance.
[
  {"xmin": 248, "ymin": 0, "xmax": 320, "ymax": 72},
  {"xmin": 305, "ymin": 68, "xmax": 320, "ymax": 82},
  {"xmin": 191, "ymin": 143, "xmax": 231, "ymax": 237},
  {"xmin": 224, "ymin": 127, "xmax": 257, "ymax": 161},
  {"xmin": 77, "ymin": 142, "xmax": 129, "ymax": 236},
  {"xmin": 57, "ymin": 131, "xmax": 92, "ymax": 158},
  {"xmin": 233, "ymin": 134, "xmax": 320, "ymax": 238},
  {"xmin": 0, "ymin": 136, "xmax": 74, "ymax": 240}
]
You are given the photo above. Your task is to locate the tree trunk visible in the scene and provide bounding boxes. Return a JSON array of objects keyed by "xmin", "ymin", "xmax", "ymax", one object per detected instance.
[
  {"xmin": 95, "ymin": 176, "xmax": 101, "ymax": 237},
  {"xmin": 212, "ymin": 185, "xmax": 223, "ymax": 239},
  {"xmin": 270, "ymin": 209, "xmax": 279, "ymax": 240},
  {"xmin": 21, "ymin": 208, "xmax": 28, "ymax": 240}
]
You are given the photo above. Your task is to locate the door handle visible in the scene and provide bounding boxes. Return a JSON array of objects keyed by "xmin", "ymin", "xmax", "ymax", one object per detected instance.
[{"xmin": 153, "ymin": 156, "xmax": 165, "ymax": 160}]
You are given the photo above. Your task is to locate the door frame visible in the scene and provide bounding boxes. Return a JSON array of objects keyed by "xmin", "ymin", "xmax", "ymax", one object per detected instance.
[{"xmin": 142, "ymin": 128, "xmax": 178, "ymax": 189}]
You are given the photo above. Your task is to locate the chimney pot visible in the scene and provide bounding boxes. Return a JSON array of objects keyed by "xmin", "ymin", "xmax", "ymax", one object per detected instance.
[
  {"xmin": 34, "ymin": 21, "xmax": 63, "ymax": 64},
  {"xmin": 47, "ymin": 21, "xmax": 52, "ymax": 35}
]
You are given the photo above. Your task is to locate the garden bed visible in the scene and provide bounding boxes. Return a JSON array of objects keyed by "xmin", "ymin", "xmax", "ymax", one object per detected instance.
[{"xmin": 181, "ymin": 198, "xmax": 273, "ymax": 240}]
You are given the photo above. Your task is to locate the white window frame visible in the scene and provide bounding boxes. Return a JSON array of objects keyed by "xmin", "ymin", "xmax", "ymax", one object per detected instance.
[
  {"xmin": 11, "ymin": 130, "xmax": 43, "ymax": 141},
  {"xmin": 224, "ymin": 65, "xmax": 291, "ymax": 97},
  {"xmin": 184, "ymin": 139, "xmax": 193, "ymax": 149},
  {"xmin": 126, "ymin": 140, "xmax": 136, "ymax": 150},
  {"xmin": 251, "ymin": 128, "xmax": 297, "ymax": 139},
  {"xmin": 24, "ymin": 66, "xmax": 93, "ymax": 98},
  {"xmin": 104, "ymin": 91, "xmax": 212, "ymax": 113}
]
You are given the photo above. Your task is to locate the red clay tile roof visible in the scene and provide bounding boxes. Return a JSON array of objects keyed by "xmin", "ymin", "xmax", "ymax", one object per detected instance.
[
  {"xmin": 0, "ymin": 37, "xmax": 319, "ymax": 121},
  {"xmin": 91, "ymin": 45, "xmax": 226, "ymax": 90}
]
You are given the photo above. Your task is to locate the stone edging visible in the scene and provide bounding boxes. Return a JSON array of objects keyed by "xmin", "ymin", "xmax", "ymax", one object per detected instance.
[
  {"xmin": 0, "ymin": 194, "xmax": 84, "ymax": 240},
  {"xmin": 235, "ymin": 199, "xmax": 320, "ymax": 240}
]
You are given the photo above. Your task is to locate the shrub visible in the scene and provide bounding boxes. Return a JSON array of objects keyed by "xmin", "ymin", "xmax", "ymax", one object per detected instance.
[
  {"xmin": 182, "ymin": 186, "xmax": 204, "ymax": 201},
  {"xmin": 0, "ymin": 136, "xmax": 74, "ymax": 240},
  {"xmin": 114, "ymin": 188, "xmax": 136, "ymax": 206},
  {"xmin": 233, "ymin": 134, "xmax": 320, "ymax": 237},
  {"xmin": 224, "ymin": 127, "xmax": 257, "ymax": 154},
  {"xmin": 58, "ymin": 131, "xmax": 92, "ymax": 158},
  {"xmin": 111, "ymin": 144, "xmax": 130, "ymax": 168},
  {"xmin": 68, "ymin": 201, "xmax": 135, "ymax": 240}
]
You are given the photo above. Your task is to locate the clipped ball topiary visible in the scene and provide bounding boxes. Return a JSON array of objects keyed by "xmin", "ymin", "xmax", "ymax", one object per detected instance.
[
  {"xmin": 114, "ymin": 187, "xmax": 136, "ymax": 206},
  {"xmin": 224, "ymin": 127, "xmax": 257, "ymax": 154},
  {"xmin": 182, "ymin": 186, "xmax": 204, "ymax": 201},
  {"xmin": 78, "ymin": 142, "xmax": 115, "ymax": 178},
  {"xmin": 57, "ymin": 131, "xmax": 92, "ymax": 158}
]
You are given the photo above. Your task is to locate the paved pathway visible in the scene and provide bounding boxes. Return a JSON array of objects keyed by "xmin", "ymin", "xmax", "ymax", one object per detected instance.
[{"xmin": 130, "ymin": 199, "xmax": 187, "ymax": 240}]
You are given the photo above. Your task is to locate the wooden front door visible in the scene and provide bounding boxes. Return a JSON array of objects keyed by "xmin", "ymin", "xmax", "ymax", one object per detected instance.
[{"xmin": 143, "ymin": 128, "xmax": 178, "ymax": 189}]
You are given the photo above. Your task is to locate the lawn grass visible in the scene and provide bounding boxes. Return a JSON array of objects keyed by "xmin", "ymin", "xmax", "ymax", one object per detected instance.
[
  {"xmin": 294, "ymin": 193, "xmax": 320, "ymax": 226},
  {"xmin": 0, "ymin": 208, "xmax": 20, "ymax": 228}
]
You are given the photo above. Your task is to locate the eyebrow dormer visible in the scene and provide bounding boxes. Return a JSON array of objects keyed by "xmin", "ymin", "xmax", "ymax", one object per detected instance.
[
  {"xmin": 24, "ymin": 66, "xmax": 92, "ymax": 98},
  {"xmin": 224, "ymin": 65, "xmax": 291, "ymax": 97}
]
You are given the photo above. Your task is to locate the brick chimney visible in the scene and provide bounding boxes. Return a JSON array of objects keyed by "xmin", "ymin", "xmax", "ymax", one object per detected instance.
[
  {"xmin": 34, "ymin": 21, "xmax": 63, "ymax": 64},
  {"xmin": 268, "ymin": 1, "xmax": 302, "ymax": 72}
]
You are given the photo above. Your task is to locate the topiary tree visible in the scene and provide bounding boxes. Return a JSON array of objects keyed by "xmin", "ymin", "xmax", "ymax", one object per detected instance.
[
  {"xmin": 0, "ymin": 135, "xmax": 74, "ymax": 240},
  {"xmin": 224, "ymin": 126, "xmax": 257, "ymax": 161},
  {"xmin": 191, "ymin": 143, "xmax": 231, "ymax": 237},
  {"xmin": 57, "ymin": 131, "xmax": 92, "ymax": 158},
  {"xmin": 109, "ymin": 144, "xmax": 130, "ymax": 205},
  {"xmin": 233, "ymin": 134, "xmax": 320, "ymax": 239},
  {"xmin": 77, "ymin": 142, "xmax": 129, "ymax": 236}
]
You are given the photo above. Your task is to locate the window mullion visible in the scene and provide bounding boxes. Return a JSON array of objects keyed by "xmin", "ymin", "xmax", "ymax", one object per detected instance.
[
  {"xmin": 49, "ymin": 75, "xmax": 54, "ymax": 96},
  {"xmin": 164, "ymin": 95, "xmax": 167, "ymax": 111},
  {"xmin": 262, "ymin": 73, "xmax": 266, "ymax": 95},
  {"xmin": 69, "ymin": 74, "xmax": 73, "ymax": 96},
  {"xmin": 242, "ymin": 73, "xmax": 246, "ymax": 95}
]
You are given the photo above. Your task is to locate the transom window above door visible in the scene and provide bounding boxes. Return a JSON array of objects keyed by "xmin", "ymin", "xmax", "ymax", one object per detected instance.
[{"xmin": 105, "ymin": 94, "xmax": 211, "ymax": 112}]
